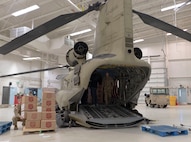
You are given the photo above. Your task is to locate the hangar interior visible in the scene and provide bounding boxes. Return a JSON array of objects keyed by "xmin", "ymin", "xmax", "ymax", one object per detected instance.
[{"xmin": 0, "ymin": 0, "xmax": 191, "ymax": 141}]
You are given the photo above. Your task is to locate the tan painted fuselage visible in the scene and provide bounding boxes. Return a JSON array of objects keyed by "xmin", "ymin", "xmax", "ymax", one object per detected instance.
[{"xmin": 56, "ymin": 0, "xmax": 151, "ymax": 128}]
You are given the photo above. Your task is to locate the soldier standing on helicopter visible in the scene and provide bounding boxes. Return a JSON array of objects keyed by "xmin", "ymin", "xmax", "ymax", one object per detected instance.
[
  {"xmin": 103, "ymin": 72, "xmax": 114, "ymax": 105},
  {"xmin": 90, "ymin": 71, "xmax": 102, "ymax": 106}
]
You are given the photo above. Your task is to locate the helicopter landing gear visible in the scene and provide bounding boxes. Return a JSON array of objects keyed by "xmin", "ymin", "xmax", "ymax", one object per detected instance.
[
  {"xmin": 56, "ymin": 110, "xmax": 70, "ymax": 128},
  {"xmin": 68, "ymin": 120, "xmax": 78, "ymax": 128}
]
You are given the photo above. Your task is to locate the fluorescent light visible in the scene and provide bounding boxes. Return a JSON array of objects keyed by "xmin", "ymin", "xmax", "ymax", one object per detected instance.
[
  {"xmin": 133, "ymin": 39, "xmax": 144, "ymax": 43},
  {"xmin": 12, "ymin": 5, "xmax": 40, "ymax": 17},
  {"xmin": 183, "ymin": 29, "xmax": 188, "ymax": 31},
  {"xmin": 67, "ymin": 0, "xmax": 81, "ymax": 11},
  {"xmin": 161, "ymin": 3, "xmax": 184, "ymax": 11},
  {"xmin": 23, "ymin": 57, "xmax": 41, "ymax": 61},
  {"xmin": 161, "ymin": 2, "xmax": 191, "ymax": 11},
  {"xmin": 22, "ymin": 55, "xmax": 30, "ymax": 58},
  {"xmin": 70, "ymin": 29, "xmax": 92, "ymax": 36},
  {"xmin": 166, "ymin": 33, "xmax": 172, "ymax": 36}
]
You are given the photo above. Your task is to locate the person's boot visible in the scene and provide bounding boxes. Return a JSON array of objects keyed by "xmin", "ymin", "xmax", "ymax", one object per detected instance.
[{"xmin": 14, "ymin": 125, "xmax": 18, "ymax": 130}]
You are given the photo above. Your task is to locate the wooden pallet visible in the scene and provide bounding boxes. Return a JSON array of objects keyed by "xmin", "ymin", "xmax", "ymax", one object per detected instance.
[
  {"xmin": 0, "ymin": 122, "xmax": 12, "ymax": 135},
  {"xmin": 141, "ymin": 125, "xmax": 188, "ymax": 137},
  {"xmin": 23, "ymin": 127, "xmax": 55, "ymax": 134}
]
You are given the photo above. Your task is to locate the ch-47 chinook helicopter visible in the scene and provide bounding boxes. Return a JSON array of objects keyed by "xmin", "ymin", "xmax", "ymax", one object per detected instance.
[{"xmin": 1, "ymin": 0, "xmax": 191, "ymax": 128}]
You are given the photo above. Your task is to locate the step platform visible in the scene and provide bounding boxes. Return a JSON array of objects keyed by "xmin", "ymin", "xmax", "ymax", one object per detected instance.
[
  {"xmin": 141, "ymin": 125, "xmax": 188, "ymax": 137},
  {"xmin": 0, "ymin": 121, "xmax": 12, "ymax": 135}
]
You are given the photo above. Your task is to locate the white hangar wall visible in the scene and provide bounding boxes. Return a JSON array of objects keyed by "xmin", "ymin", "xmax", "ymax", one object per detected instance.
[
  {"xmin": 0, "ymin": 54, "xmax": 63, "ymax": 105},
  {"xmin": 136, "ymin": 36, "xmax": 191, "ymax": 103},
  {"xmin": 167, "ymin": 40, "xmax": 191, "ymax": 87}
]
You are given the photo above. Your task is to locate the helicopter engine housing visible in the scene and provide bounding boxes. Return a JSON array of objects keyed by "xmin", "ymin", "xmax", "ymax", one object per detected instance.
[
  {"xmin": 134, "ymin": 47, "xmax": 142, "ymax": 59},
  {"xmin": 66, "ymin": 42, "xmax": 88, "ymax": 66}
]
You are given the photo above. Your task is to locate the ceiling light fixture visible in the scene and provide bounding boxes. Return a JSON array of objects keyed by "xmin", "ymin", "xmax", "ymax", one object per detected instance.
[
  {"xmin": 67, "ymin": 0, "xmax": 81, "ymax": 11},
  {"xmin": 22, "ymin": 55, "xmax": 30, "ymax": 58},
  {"xmin": 166, "ymin": 33, "xmax": 172, "ymax": 36},
  {"xmin": 23, "ymin": 57, "xmax": 41, "ymax": 61},
  {"xmin": 133, "ymin": 39, "xmax": 144, "ymax": 43},
  {"xmin": 183, "ymin": 29, "xmax": 188, "ymax": 31},
  {"xmin": 70, "ymin": 29, "xmax": 92, "ymax": 36},
  {"xmin": 161, "ymin": 2, "xmax": 191, "ymax": 12},
  {"xmin": 12, "ymin": 5, "xmax": 40, "ymax": 17}
]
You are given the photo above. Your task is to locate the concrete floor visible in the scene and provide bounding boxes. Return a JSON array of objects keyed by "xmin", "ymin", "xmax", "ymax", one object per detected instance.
[{"xmin": 0, "ymin": 104, "xmax": 191, "ymax": 142}]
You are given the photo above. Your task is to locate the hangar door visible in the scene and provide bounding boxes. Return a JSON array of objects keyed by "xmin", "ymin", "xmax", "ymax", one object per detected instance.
[
  {"xmin": 2, "ymin": 86, "xmax": 10, "ymax": 104},
  {"xmin": 138, "ymin": 56, "xmax": 167, "ymax": 103},
  {"xmin": 2, "ymin": 86, "xmax": 17, "ymax": 105}
]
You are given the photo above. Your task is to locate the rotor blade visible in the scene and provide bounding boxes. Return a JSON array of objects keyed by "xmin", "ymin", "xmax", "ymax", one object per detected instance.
[
  {"xmin": 0, "ymin": 2, "xmax": 103, "ymax": 55},
  {"xmin": 0, "ymin": 65, "xmax": 69, "ymax": 78},
  {"xmin": 133, "ymin": 10, "xmax": 191, "ymax": 42}
]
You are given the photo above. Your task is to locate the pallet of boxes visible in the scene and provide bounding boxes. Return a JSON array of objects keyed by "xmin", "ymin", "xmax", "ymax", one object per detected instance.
[
  {"xmin": 22, "ymin": 93, "xmax": 56, "ymax": 134},
  {"xmin": 21, "ymin": 95, "xmax": 41, "ymax": 133},
  {"xmin": 41, "ymin": 91, "xmax": 56, "ymax": 132}
]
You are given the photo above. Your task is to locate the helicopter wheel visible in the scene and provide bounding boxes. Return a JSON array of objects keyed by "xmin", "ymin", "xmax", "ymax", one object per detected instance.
[
  {"xmin": 56, "ymin": 113, "xmax": 66, "ymax": 128},
  {"xmin": 145, "ymin": 100, "xmax": 148, "ymax": 106},
  {"xmin": 56, "ymin": 110, "xmax": 70, "ymax": 128}
]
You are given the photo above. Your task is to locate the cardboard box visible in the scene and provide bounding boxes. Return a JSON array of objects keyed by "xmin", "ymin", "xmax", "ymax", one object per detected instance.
[
  {"xmin": 21, "ymin": 103, "xmax": 37, "ymax": 111},
  {"xmin": 22, "ymin": 96, "xmax": 37, "ymax": 104},
  {"xmin": 21, "ymin": 110, "xmax": 37, "ymax": 119},
  {"xmin": 43, "ymin": 88, "xmax": 57, "ymax": 93},
  {"xmin": 25, "ymin": 120, "xmax": 41, "ymax": 129},
  {"xmin": 42, "ymin": 105, "xmax": 55, "ymax": 112},
  {"xmin": 42, "ymin": 92, "xmax": 55, "ymax": 100},
  {"xmin": 41, "ymin": 120, "xmax": 56, "ymax": 130},
  {"xmin": 41, "ymin": 112, "xmax": 56, "ymax": 120},
  {"xmin": 26, "ymin": 112, "xmax": 41, "ymax": 120},
  {"xmin": 42, "ymin": 99, "xmax": 55, "ymax": 107}
]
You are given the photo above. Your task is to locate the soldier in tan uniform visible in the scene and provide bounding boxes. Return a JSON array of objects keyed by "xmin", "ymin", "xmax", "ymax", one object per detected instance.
[
  {"xmin": 102, "ymin": 72, "xmax": 114, "ymax": 105},
  {"xmin": 12, "ymin": 95, "xmax": 25, "ymax": 130}
]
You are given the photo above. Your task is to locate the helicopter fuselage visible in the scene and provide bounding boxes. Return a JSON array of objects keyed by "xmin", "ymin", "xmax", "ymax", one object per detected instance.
[{"xmin": 55, "ymin": 0, "xmax": 151, "ymax": 128}]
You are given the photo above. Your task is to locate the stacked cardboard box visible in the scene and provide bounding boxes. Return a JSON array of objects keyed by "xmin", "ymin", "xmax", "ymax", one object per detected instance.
[
  {"xmin": 41, "ymin": 92, "xmax": 56, "ymax": 130},
  {"xmin": 21, "ymin": 96, "xmax": 37, "ymax": 112},
  {"xmin": 42, "ymin": 88, "xmax": 57, "ymax": 94},
  {"xmin": 25, "ymin": 112, "xmax": 41, "ymax": 129},
  {"xmin": 21, "ymin": 96, "xmax": 41, "ymax": 129}
]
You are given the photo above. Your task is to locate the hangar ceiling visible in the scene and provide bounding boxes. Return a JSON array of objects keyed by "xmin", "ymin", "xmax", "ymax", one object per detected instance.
[{"xmin": 0, "ymin": 0, "xmax": 190, "ymax": 60}]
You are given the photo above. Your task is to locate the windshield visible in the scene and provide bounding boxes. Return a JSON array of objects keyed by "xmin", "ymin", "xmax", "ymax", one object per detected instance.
[{"xmin": 150, "ymin": 88, "xmax": 169, "ymax": 95}]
